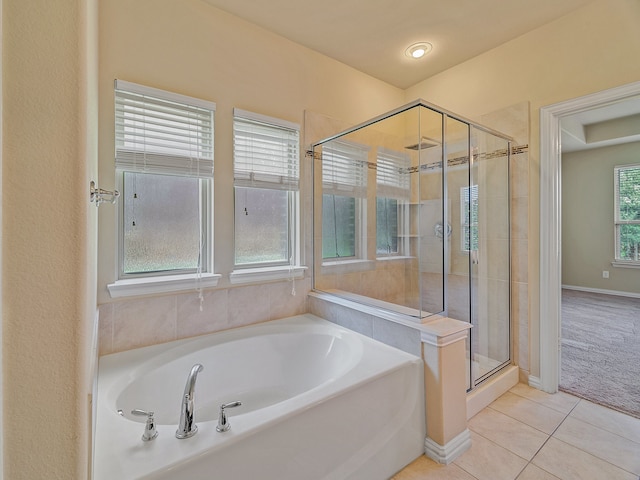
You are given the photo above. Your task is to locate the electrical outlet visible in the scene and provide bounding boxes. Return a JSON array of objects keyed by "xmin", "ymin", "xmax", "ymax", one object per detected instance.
[{"xmin": 602, "ymin": 270, "xmax": 609, "ymax": 278}]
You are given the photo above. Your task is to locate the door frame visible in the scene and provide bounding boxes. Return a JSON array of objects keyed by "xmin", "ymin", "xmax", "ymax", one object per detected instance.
[{"xmin": 538, "ymin": 80, "xmax": 640, "ymax": 393}]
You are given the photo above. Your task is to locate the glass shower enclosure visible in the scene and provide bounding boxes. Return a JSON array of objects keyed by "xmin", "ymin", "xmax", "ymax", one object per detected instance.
[{"xmin": 312, "ymin": 100, "xmax": 512, "ymax": 390}]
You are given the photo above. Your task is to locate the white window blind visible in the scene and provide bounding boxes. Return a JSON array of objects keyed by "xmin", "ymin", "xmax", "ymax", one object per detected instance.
[
  {"xmin": 322, "ymin": 141, "xmax": 369, "ymax": 197},
  {"xmin": 376, "ymin": 148, "xmax": 411, "ymax": 200},
  {"xmin": 115, "ymin": 80, "xmax": 215, "ymax": 178},
  {"xmin": 461, "ymin": 184, "xmax": 479, "ymax": 252},
  {"xmin": 233, "ymin": 109, "xmax": 300, "ymax": 191}
]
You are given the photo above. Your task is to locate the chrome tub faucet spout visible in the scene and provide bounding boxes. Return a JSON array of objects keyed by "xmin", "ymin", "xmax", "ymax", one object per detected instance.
[{"xmin": 176, "ymin": 363, "xmax": 204, "ymax": 439}]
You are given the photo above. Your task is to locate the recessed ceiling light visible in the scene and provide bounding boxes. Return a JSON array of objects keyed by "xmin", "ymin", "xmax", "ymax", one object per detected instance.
[{"xmin": 405, "ymin": 42, "xmax": 433, "ymax": 59}]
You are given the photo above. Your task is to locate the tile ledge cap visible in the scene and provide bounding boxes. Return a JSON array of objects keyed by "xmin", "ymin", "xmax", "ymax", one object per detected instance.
[{"xmin": 420, "ymin": 318, "xmax": 472, "ymax": 347}]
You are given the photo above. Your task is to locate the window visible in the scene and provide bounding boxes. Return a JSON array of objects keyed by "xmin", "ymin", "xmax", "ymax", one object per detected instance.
[
  {"xmin": 376, "ymin": 148, "xmax": 410, "ymax": 256},
  {"xmin": 377, "ymin": 197, "xmax": 398, "ymax": 254},
  {"xmin": 321, "ymin": 141, "xmax": 368, "ymax": 260},
  {"xmin": 614, "ymin": 164, "xmax": 640, "ymax": 262},
  {"xmin": 323, "ymin": 194, "xmax": 357, "ymax": 258},
  {"xmin": 114, "ymin": 80, "xmax": 215, "ymax": 278},
  {"xmin": 461, "ymin": 184, "xmax": 479, "ymax": 252},
  {"xmin": 233, "ymin": 109, "xmax": 300, "ymax": 268},
  {"xmin": 122, "ymin": 172, "xmax": 206, "ymax": 274}
]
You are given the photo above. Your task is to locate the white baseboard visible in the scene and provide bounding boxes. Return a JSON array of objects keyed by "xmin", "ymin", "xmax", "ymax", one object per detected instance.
[
  {"xmin": 562, "ymin": 284, "xmax": 640, "ymax": 299},
  {"xmin": 528, "ymin": 375, "xmax": 541, "ymax": 389},
  {"xmin": 424, "ymin": 429, "xmax": 471, "ymax": 465}
]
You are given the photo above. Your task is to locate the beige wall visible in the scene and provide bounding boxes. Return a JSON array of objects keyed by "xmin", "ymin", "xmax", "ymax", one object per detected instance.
[
  {"xmin": 96, "ymin": 0, "xmax": 405, "ymax": 356},
  {"xmin": 3, "ymin": 0, "xmax": 402, "ymax": 476},
  {"xmin": 562, "ymin": 142, "xmax": 640, "ymax": 294},
  {"xmin": 97, "ymin": 0, "xmax": 404, "ymax": 305},
  {"xmin": 2, "ymin": 0, "xmax": 98, "ymax": 478},
  {"xmin": 405, "ymin": 0, "xmax": 640, "ymax": 378}
]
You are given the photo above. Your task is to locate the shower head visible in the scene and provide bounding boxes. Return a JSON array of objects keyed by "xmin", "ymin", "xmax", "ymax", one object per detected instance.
[{"xmin": 404, "ymin": 136, "xmax": 440, "ymax": 150}]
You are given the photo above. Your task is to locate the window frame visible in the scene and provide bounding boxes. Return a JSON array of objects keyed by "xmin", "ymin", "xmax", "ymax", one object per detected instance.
[
  {"xmin": 376, "ymin": 196, "xmax": 400, "ymax": 256},
  {"xmin": 320, "ymin": 140, "xmax": 369, "ymax": 263},
  {"xmin": 375, "ymin": 148, "xmax": 411, "ymax": 258},
  {"xmin": 321, "ymin": 193, "xmax": 366, "ymax": 261},
  {"xmin": 233, "ymin": 186, "xmax": 298, "ymax": 269},
  {"xmin": 111, "ymin": 80, "xmax": 217, "ymax": 288},
  {"xmin": 231, "ymin": 109, "xmax": 301, "ymax": 271},
  {"xmin": 116, "ymin": 172, "xmax": 213, "ymax": 279},
  {"xmin": 613, "ymin": 163, "xmax": 640, "ymax": 265}
]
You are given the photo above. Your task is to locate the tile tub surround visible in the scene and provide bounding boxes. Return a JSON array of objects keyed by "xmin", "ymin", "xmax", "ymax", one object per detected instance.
[
  {"xmin": 394, "ymin": 383, "xmax": 640, "ymax": 480},
  {"xmin": 309, "ymin": 291, "xmax": 476, "ymax": 464},
  {"xmin": 98, "ymin": 277, "xmax": 311, "ymax": 355}
]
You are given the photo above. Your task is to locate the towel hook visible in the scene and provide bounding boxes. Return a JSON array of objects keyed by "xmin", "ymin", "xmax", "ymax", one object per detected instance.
[{"xmin": 90, "ymin": 181, "xmax": 120, "ymax": 207}]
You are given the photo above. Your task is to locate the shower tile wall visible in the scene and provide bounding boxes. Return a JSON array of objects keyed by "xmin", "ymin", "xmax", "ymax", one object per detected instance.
[
  {"xmin": 476, "ymin": 131, "xmax": 511, "ymax": 368},
  {"xmin": 481, "ymin": 102, "xmax": 530, "ymax": 378}
]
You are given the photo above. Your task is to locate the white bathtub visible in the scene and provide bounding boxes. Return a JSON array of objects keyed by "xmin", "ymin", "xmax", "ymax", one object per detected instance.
[{"xmin": 93, "ymin": 314, "xmax": 425, "ymax": 479}]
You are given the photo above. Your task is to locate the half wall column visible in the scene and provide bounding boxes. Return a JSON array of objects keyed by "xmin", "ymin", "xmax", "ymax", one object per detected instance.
[{"xmin": 421, "ymin": 318, "xmax": 472, "ymax": 464}]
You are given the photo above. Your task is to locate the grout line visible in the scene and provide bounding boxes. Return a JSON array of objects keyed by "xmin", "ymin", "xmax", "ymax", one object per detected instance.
[
  {"xmin": 449, "ymin": 456, "xmax": 482, "ymax": 480},
  {"xmin": 465, "ymin": 423, "xmax": 542, "ymax": 480},
  {"xmin": 510, "ymin": 387, "xmax": 580, "ymax": 416},
  {"xmin": 543, "ymin": 435, "xmax": 640, "ymax": 478},
  {"xmin": 466, "ymin": 432, "xmax": 534, "ymax": 480},
  {"xmin": 490, "ymin": 390, "xmax": 579, "ymax": 480},
  {"xmin": 531, "ymin": 399, "xmax": 640, "ymax": 478},
  {"xmin": 486, "ymin": 403, "xmax": 561, "ymax": 437},
  {"xmin": 561, "ymin": 393, "xmax": 640, "ymax": 444},
  {"xmin": 403, "ymin": 390, "xmax": 638, "ymax": 479},
  {"xmin": 518, "ymin": 395, "xmax": 579, "ymax": 464},
  {"xmin": 527, "ymin": 398, "xmax": 577, "ymax": 455}
]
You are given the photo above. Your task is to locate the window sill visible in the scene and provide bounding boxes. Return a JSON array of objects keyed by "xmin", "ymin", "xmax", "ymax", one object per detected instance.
[
  {"xmin": 107, "ymin": 273, "xmax": 221, "ymax": 298},
  {"xmin": 376, "ymin": 255, "xmax": 415, "ymax": 262},
  {"xmin": 229, "ymin": 265, "xmax": 307, "ymax": 285},
  {"xmin": 321, "ymin": 259, "xmax": 375, "ymax": 274},
  {"xmin": 611, "ymin": 260, "xmax": 640, "ymax": 269}
]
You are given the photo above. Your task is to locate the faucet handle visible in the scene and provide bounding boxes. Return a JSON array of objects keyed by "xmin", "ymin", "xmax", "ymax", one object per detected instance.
[
  {"xmin": 216, "ymin": 401, "xmax": 242, "ymax": 433},
  {"xmin": 131, "ymin": 409, "xmax": 158, "ymax": 441}
]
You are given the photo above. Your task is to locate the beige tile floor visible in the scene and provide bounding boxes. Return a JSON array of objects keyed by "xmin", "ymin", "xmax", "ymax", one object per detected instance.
[{"xmin": 393, "ymin": 383, "xmax": 640, "ymax": 480}]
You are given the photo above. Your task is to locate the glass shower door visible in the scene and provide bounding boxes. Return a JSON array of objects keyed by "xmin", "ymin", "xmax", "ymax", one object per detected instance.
[
  {"xmin": 442, "ymin": 116, "xmax": 472, "ymax": 388},
  {"xmin": 469, "ymin": 126, "xmax": 511, "ymax": 386}
]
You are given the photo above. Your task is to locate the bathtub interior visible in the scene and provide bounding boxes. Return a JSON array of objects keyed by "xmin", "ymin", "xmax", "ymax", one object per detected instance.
[
  {"xmin": 94, "ymin": 314, "xmax": 425, "ymax": 480},
  {"xmin": 112, "ymin": 328, "xmax": 363, "ymax": 425}
]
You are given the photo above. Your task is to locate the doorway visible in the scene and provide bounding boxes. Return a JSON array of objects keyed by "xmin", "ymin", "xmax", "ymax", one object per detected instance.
[{"xmin": 539, "ymin": 80, "xmax": 640, "ymax": 394}]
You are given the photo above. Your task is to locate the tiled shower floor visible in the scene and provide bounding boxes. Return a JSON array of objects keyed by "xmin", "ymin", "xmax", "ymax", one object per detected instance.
[{"xmin": 393, "ymin": 383, "xmax": 640, "ymax": 480}]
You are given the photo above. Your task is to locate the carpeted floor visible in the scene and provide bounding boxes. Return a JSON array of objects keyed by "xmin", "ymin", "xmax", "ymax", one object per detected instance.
[{"xmin": 560, "ymin": 288, "xmax": 640, "ymax": 419}]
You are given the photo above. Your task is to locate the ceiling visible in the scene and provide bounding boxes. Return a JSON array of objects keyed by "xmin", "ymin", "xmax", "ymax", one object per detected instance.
[
  {"xmin": 201, "ymin": 0, "xmax": 640, "ymax": 151},
  {"xmin": 201, "ymin": 0, "xmax": 593, "ymax": 89},
  {"xmin": 561, "ymin": 97, "xmax": 640, "ymax": 153}
]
